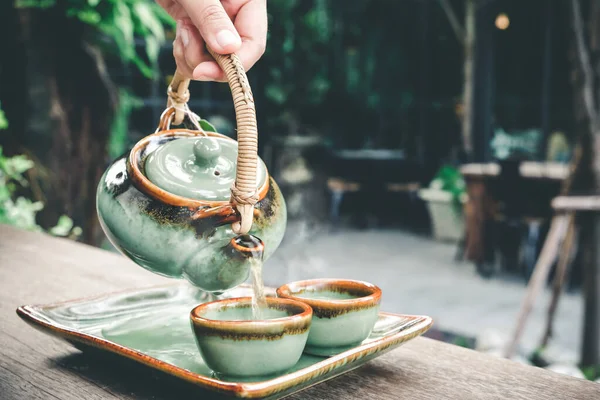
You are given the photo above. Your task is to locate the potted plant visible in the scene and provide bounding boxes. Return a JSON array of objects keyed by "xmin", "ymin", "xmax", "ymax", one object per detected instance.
[{"xmin": 418, "ymin": 165, "xmax": 467, "ymax": 242}]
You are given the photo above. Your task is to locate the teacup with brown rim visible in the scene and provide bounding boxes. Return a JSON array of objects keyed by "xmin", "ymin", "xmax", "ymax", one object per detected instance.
[
  {"xmin": 190, "ymin": 297, "xmax": 312, "ymax": 377},
  {"xmin": 276, "ymin": 279, "xmax": 381, "ymax": 356}
]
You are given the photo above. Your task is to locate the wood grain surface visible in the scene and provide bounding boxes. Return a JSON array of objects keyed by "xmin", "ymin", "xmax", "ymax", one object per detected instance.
[{"xmin": 1, "ymin": 224, "xmax": 598, "ymax": 400}]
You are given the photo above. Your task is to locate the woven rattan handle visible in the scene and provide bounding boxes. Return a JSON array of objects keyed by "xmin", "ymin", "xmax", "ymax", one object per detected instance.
[
  {"xmin": 166, "ymin": 70, "xmax": 190, "ymax": 126},
  {"xmin": 166, "ymin": 52, "xmax": 258, "ymax": 235}
]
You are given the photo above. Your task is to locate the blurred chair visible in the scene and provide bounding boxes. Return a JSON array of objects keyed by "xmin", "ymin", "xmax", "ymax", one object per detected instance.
[
  {"xmin": 324, "ymin": 149, "xmax": 422, "ymax": 230},
  {"xmin": 461, "ymin": 159, "xmax": 566, "ymax": 280}
]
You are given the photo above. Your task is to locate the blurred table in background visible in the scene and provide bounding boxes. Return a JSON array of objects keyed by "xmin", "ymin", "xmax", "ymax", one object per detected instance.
[
  {"xmin": 460, "ymin": 161, "xmax": 569, "ymax": 279},
  {"xmin": 325, "ymin": 149, "xmax": 424, "ymax": 229}
]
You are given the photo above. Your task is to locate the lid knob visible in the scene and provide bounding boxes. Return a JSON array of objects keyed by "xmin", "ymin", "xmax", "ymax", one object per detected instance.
[
  {"xmin": 143, "ymin": 136, "xmax": 267, "ymax": 202},
  {"xmin": 193, "ymin": 137, "xmax": 221, "ymax": 168}
]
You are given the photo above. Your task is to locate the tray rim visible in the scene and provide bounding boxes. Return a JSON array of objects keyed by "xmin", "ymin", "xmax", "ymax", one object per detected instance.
[{"xmin": 16, "ymin": 282, "xmax": 433, "ymax": 399}]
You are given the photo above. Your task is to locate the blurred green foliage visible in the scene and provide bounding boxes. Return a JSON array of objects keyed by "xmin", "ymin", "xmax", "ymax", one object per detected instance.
[
  {"xmin": 8, "ymin": 0, "xmax": 175, "ymax": 237},
  {"xmin": 581, "ymin": 364, "xmax": 600, "ymax": 381},
  {"xmin": 15, "ymin": 0, "xmax": 176, "ymax": 173},
  {"xmin": 259, "ymin": 0, "xmax": 430, "ymax": 149},
  {"xmin": 15, "ymin": 0, "xmax": 174, "ymax": 79},
  {"xmin": 0, "ymin": 103, "xmax": 7, "ymax": 130},
  {"xmin": 0, "ymin": 140, "xmax": 81, "ymax": 237},
  {"xmin": 430, "ymin": 165, "xmax": 466, "ymax": 215},
  {"xmin": 262, "ymin": 0, "xmax": 333, "ymax": 128},
  {"xmin": 1, "ymin": 100, "xmax": 80, "ymax": 236},
  {"xmin": 109, "ymin": 88, "xmax": 144, "ymax": 159}
]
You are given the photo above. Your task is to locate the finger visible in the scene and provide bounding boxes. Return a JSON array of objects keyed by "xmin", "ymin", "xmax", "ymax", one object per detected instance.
[
  {"xmin": 232, "ymin": 0, "xmax": 267, "ymax": 71},
  {"xmin": 178, "ymin": 0, "xmax": 242, "ymax": 54},
  {"xmin": 193, "ymin": 61, "xmax": 226, "ymax": 82},
  {"xmin": 156, "ymin": 0, "xmax": 186, "ymax": 20},
  {"xmin": 173, "ymin": 31, "xmax": 193, "ymax": 78},
  {"xmin": 177, "ymin": 20, "xmax": 212, "ymax": 73}
]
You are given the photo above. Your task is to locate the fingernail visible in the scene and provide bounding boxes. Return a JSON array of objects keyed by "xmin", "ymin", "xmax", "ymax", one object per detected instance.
[
  {"xmin": 180, "ymin": 27, "xmax": 189, "ymax": 47},
  {"xmin": 216, "ymin": 30, "xmax": 241, "ymax": 49}
]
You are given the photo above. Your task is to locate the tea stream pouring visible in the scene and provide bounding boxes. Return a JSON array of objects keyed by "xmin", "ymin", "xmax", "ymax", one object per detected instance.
[{"xmin": 96, "ymin": 51, "xmax": 287, "ymax": 292}]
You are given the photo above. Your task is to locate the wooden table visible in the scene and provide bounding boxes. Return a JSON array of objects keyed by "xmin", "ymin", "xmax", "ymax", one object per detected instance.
[{"xmin": 1, "ymin": 224, "xmax": 598, "ymax": 400}]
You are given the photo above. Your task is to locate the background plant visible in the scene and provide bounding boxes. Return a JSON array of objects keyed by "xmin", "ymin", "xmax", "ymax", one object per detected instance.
[
  {"xmin": 0, "ymin": 106, "xmax": 80, "ymax": 238},
  {"xmin": 15, "ymin": 0, "xmax": 174, "ymax": 79},
  {"xmin": 429, "ymin": 165, "xmax": 467, "ymax": 215},
  {"xmin": 0, "ymin": 0, "xmax": 174, "ymax": 243}
]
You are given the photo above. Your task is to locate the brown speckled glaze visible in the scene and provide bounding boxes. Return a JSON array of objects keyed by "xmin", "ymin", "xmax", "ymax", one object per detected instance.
[
  {"xmin": 96, "ymin": 128, "xmax": 287, "ymax": 292},
  {"xmin": 276, "ymin": 279, "xmax": 382, "ymax": 319},
  {"xmin": 190, "ymin": 297, "xmax": 312, "ymax": 341}
]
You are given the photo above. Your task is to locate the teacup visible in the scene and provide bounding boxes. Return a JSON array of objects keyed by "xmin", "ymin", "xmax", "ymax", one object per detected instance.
[
  {"xmin": 190, "ymin": 297, "xmax": 312, "ymax": 377},
  {"xmin": 276, "ymin": 279, "xmax": 381, "ymax": 356}
]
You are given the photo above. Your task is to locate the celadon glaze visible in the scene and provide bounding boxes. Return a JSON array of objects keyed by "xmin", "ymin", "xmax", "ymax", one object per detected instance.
[
  {"xmin": 190, "ymin": 298, "xmax": 311, "ymax": 378},
  {"xmin": 17, "ymin": 283, "xmax": 434, "ymax": 398},
  {"xmin": 194, "ymin": 330, "xmax": 309, "ymax": 378},
  {"xmin": 276, "ymin": 279, "xmax": 382, "ymax": 356},
  {"xmin": 304, "ymin": 305, "xmax": 380, "ymax": 356},
  {"xmin": 96, "ymin": 131, "xmax": 287, "ymax": 292},
  {"xmin": 144, "ymin": 136, "xmax": 267, "ymax": 201}
]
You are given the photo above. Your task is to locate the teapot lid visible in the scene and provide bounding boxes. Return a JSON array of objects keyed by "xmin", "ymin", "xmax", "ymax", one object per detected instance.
[{"xmin": 144, "ymin": 136, "xmax": 267, "ymax": 201}]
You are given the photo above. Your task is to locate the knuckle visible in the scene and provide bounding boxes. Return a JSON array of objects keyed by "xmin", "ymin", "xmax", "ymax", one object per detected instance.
[
  {"xmin": 172, "ymin": 38, "xmax": 183, "ymax": 55},
  {"xmin": 173, "ymin": 44, "xmax": 183, "ymax": 59},
  {"xmin": 186, "ymin": 54, "xmax": 199, "ymax": 70},
  {"xmin": 201, "ymin": 4, "xmax": 229, "ymax": 24}
]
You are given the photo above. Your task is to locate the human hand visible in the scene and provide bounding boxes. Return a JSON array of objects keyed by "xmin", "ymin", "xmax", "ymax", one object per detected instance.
[{"xmin": 157, "ymin": 0, "xmax": 267, "ymax": 82}]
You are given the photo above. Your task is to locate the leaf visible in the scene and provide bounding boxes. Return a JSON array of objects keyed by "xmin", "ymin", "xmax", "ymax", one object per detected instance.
[
  {"xmin": 113, "ymin": 1, "xmax": 135, "ymax": 60},
  {"xmin": 49, "ymin": 215, "xmax": 74, "ymax": 236},
  {"xmin": 199, "ymin": 119, "xmax": 217, "ymax": 132},
  {"xmin": 431, "ymin": 165, "xmax": 466, "ymax": 216},
  {"xmin": 109, "ymin": 89, "xmax": 143, "ymax": 159},
  {"xmin": 307, "ymin": 75, "xmax": 330, "ymax": 104},
  {"xmin": 0, "ymin": 184, "xmax": 11, "ymax": 203},
  {"xmin": 147, "ymin": 2, "xmax": 177, "ymax": 27},
  {"xmin": 71, "ymin": 226, "xmax": 83, "ymax": 237},
  {"xmin": 2, "ymin": 155, "xmax": 34, "ymax": 185},
  {"xmin": 15, "ymin": 0, "xmax": 56, "ymax": 9},
  {"xmin": 0, "ymin": 106, "xmax": 7, "ymax": 130},
  {"xmin": 131, "ymin": 56, "xmax": 155, "ymax": 79},
  {"xmin": 145, "ymin": 36, "xmax": 160, "ymax": 66},
  {"xmin": 7, "ymin": 156, "xmax": 34, "ymax": 174},
  {"xmin": 265, "ymin": 84, "xmax": 287, "ymax": 105},
  {"xmin": 282, "ymin": 36, "xmax": 294, "ymax": 53},
  {"xmin": 97, "ymin": 22, "xmax": 128, "ymax": 63},
  {"xmin": 133, "ymin": 2, "xmax": 165, "ymax": 43},
  {"xmin": 87, "ymin": 0, "xmax": 100, "ymax": 6},
  {"xmin": 580, "ymin": 365, "xmax": 598, "ymax": 381},
  {"xmin": 75, "ymin": 9, "xmax": 102, "ymax": 25},
  {"xmin": 3, "ymin": 197, "xmax": 44, "ymax": 232},
  {"xmin": 269, "ymin": 68, "xmax": 282, "ymax": 80}
]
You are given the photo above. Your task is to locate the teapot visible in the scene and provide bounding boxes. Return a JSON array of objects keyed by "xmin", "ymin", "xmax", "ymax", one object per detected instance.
[{"xmin": 96, "ymin": 51, "xmax": 287, "ymax": 292}]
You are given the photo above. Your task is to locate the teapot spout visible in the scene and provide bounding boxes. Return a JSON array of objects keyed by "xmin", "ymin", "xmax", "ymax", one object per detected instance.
[
  {"xmin": 182, "ymin": 234, "xmax": 265, "ymax": 293},
  {"xmin": 229, "ymin": 234, "xmax": 265, "ymax": 261}
]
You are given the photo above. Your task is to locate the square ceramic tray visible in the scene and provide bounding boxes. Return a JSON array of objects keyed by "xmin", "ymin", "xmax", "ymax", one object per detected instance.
[{"xmin": 17, "ymin": 283, "xmax": 432, "ymax": 399}]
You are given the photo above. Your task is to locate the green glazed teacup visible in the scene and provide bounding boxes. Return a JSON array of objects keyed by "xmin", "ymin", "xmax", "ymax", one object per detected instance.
[
  {"xmin": 190, "ymin": 297, "xmax": 312, "ymax": 377},
  {"xmin": 276, "ymin": 279, "xmax": 381, "ymax": 356}
]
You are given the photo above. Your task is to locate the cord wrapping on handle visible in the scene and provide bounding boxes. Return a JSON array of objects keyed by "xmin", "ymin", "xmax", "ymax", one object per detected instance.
[
  {"xmin": 206, "ymin": 49, "xmax": 259, "ymax": 235},
  {"xmin": 165, "ymin": 50, "xmax": 260, "ymax": 235},
  {"xmin": 166, "ymin": 71, "xmax": 191, "ymax": 125}
]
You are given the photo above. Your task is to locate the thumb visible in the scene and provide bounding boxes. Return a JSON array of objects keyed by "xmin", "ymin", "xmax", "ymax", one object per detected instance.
[{"xmin": 178, "ymin": 0, "xmax": 242, "ymax": 54}]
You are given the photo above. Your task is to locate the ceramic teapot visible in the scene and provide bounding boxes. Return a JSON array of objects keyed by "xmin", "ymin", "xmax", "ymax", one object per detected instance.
[{"xmin": 96, "ymin": 51, "xmax": 287, "ymax": 292}]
